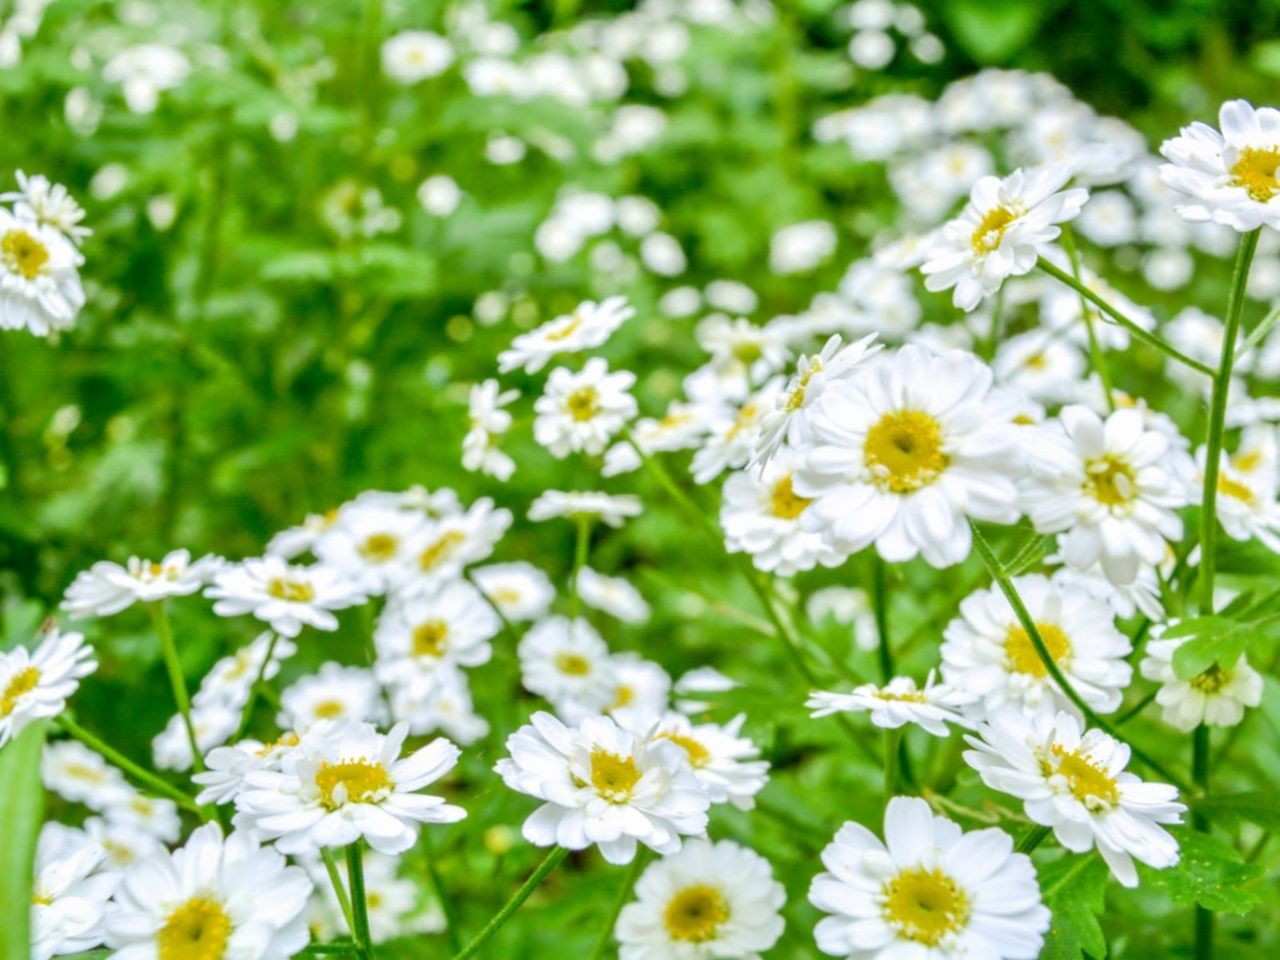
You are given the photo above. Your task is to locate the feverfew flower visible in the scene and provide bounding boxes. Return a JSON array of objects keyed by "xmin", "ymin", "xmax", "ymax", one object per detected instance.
[
  {"xmin": 470, "ymin": 562, "xmax": 555, "ymax": 621},
  {"xmin": 807, "ymin": 672, "xmax": 972, "ymax": 737},
  {"xmin": 193, "ymin": 631, "xmax": 297, "ymax": 712},
  {"xmin": 964, "ymin": 709, "xmax": 1184, "ymax": 886},
  {"xmin": 43, "ymin": 740, "xmax": 129, "ymax": 809},
  {"xmin": 462, "ymin": 379, "xmax": 519, "ymax": 480},
  {"xmin": 1159, "ymin": 99, "xmax": 1280, "ymax": 232},
  {"xmin": 1139, "ymin": 628, "xmax": 1264, "ymax": 731},
  {"xmin": 374, "ymin": 579, "xmax": 499, "ymax": 680},
  {"xmin": 152, "ymin": 703, "xmax": 239, "ymax": 772},
  {"xmin": 206, "ymin": 557, "xmax": 366, "ymax": 637},
  {"xmin": 809, "ymin": 796, "xmax": 1050, "ymax": 958},
  {"xmin": 382, "ymin": 30, "xmax": 454, "ymax": 84},
  {"xmin": 62, "ymin": 549, "xmax": 223, "ymax": 618},
  {"xmin": 921, "ymin": 164, "xmax": 1087, "ymax": 311},
  {"xmin": 387, "ymin": 664, "xmax": 490, "ymax": 745},
  {"xmin": 651, "ymin": 712, "xmax": 770, "ymax": 811},
  {"xmin": 0, "ymin": 206, "xmax": 85, "ymax": 336},
  {"xmin": 495, "ymin": 712, "xmax": 711, "ymax": 865},
  {"xmin": 1021, "ymin": 405, "xmax": 1188, "ymax": 584},
  {"xmin": 529, "ymin": 490, "xmax": 643, "ymax": 527},
  {"xmin": 313, "ymin": 501, "xmax": 426, "ymax": 594},
  {"xmin": 0, "ymin": 626, "xmax": 96, "ymax": 746},
  {"xmin": 400, "ymin": 498, "xmax": 513, "ymax": 589},
  {"xmin": 519, "ymin": 616, "xmax": 617, "ymax": 714},
  {"xmin": 236, "ymin": 720, "xmax": 465, "ymax": 855},
  {"xmin": 576, "ymin": 567, "xmax": 650, "ymax": 623},
  {"xmin": 615, "ymin": 839, "xmax": 785, "ymax": 960},
  {"xmin": 1199, "ymin": 447, "xmax": 1280, "ymax": 551},
  {"xmin": 794, "ymin": 345, "xmax": 1024, "ymax": 568},
  {"xmin": 499, "ymin": 296, "xmax": 634, "ymax": 374},
  {"xmin": 2, "ymin": 171, "xmax": 90, "ymax": 244},
  {"xmin": 31, "ymin": 824, "xmax": 117, "ymax": 960},
  {"xmin": 534, "ymin": 358, "xmax": 637, "ymax": 458},
  {"xmin": 104, "ymin": 823, "xmax": 313, "ymax": 960},
  {"xmin": 279, "ymin": 663, "xmax": 387, "ymax": 731}
]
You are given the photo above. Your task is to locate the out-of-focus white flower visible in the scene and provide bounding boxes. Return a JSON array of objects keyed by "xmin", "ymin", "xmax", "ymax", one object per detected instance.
[
  {"xmin": 374, "ymin": 579, "xmax": 499, "ymax": 681},
  {"xmin": 102, "ymin": 43, "xmax": 190, "ymax": 114},
  {"xmin": 279, "ymin": 662, "xmax": 387, "ymax": 731},
  {"xmin": 576, "ymin": 567, "xmax": 650, "ymax": 623},
  {"xmin": 382, "ymin": 30, "xmax": 454, "ymax": 83},
  {"xmin": 62, "ymin": 549, "xmax": 223, "ymax": 618},
  {"xmin": 1139, "ymin": 626, "xmax": 1264, "ymax": 732},
  {"xmin": 529, "ymin": 490, "xmax": 643, "ymax": 527},
  {"xmin": 206, "ymin": 557, "xmax": 366, "ymax": 637},
  {"xmin": 499, "ymin": 297, "xmax": 634, "ymax": 374},
  {"xmin": 0, "ymin": 626, "xmax": 95, "ymax": 747},
  {"xmin": 770, "ymin": 220, "xmax": 837, "ymax": 274},
  {"xmin": 519, "ymin": 616, "xmax": 617, "ymax": 715},
  {"xmin": 2, "ymin": 170, "xmax": 89, "ymax": 244},
  {"xmin": 807, "ymin": 672, "xmax": 973, "ymax": 737},
  {"xmin": 417, "ymin": 174, "xmax": 462, "ymax": 216},
  {"xmin": 31, "ymin": 824, "xmax": 117, "ymax": 960},
  {"xmin": 534, "ymin": 358, "xmax": 637, "ymax": 458},
  {"xmin": 470, "ymin": 562, "xmax": 555, "ymax": 621},
  {"xmin": 0, "ymin": 207, "xmax": 85, "ymax": 336}
]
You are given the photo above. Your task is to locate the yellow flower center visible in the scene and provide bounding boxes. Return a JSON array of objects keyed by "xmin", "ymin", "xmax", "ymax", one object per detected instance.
[
  {"xmin": 769, "ymin": 474, "xmax": 812, "ymax": 519},
  {"xmin": 664, "ymin": 884, "xmax": 730, "ymax": 943},
  {"xmin": 566, "ymin": 386, "xmax": 600, "ymax": 422},
  {"xmin": 158, "ymin": 896, "xmax": 232, "ymax": 960},
  {"xmin": 882, "ymin": 868, "xmax": 971, "ymax": 946},
  {"xmin": 312, "ymin": 699, "xmax": 346, "ymax": 719},
  {"xmin": 1233, "ymin": 449, "xmax": 1263, "ymax": 473},
  {"xmin": 267, "ymin": 577, "xmax": 314, "ymax": 603},
  {"xmin": 315, "ymin": 759, "xmax": 394, "ymax": 809},
  {"xmin": 1004, "ymin": 622, "xmax": 1072, "ymax": 678},
  {"xmin": 412, "ymin": 619, "xmax": 449, "ymax": 657},
  {"xmin": 589, "ymin": 749, "xmax": 642, "ymax": 803},
  {"xmin": 490, "ymin": 587, "xmax": 522, "ymax": 606},
  {"xmin": 1083, "ymin": 454, "xmax": 1137, "ymax": 508},
  {"xmin": 969, "ymin": 205, "xmax": 1017, "ymax": 256},
  {"xmin": 864, "ymin": 410, "xmax": 948, "ymax": 493},
  {"xmin": 732, "ymin": 341, "xmax": 763, "ymax": 365},
  {"xmin": 660, "ymin": 732, "xmax": 712, "ymax": 768},
  {"xmin": 255, "ymin": 731, "xmax": 300, "ymax": 757},
  {"xmin": 1190, "ymin": 663, "xmax": 1230, "ymax": 693},
  {"xmin": 63, "ymin": 762, "xmax": 105, "ymax": 782},
  {"xmin": 419, "ymin": 530, "xmax": 465, "ymax": 571},
  {"xmin": 1, "ymin": 228, "xmax": 50, "ymax": 280},
  {"xmin": 609, "ymin": 684, "xmax": 634, "ymax": 710},
  {"xmin": 554, "ymin": 652, "xmax": 592, "ymax": 676},
  {"xmin": 0, "ymin": 666, "xmax": 40, "ymax": 716},
  {"xmin": 545, "ymin": 311, "xmax": 585, "ymax": 342},
  {"xmin": 358, "ymin": 533, "xmax": 400, "ymax": 563},
  {"xmin": 725, "ymin": 403, "xmax": 758, "ymax": 441},
  {"xmin": 786, "ymin": 361, "xmax": 823, "ymax": 412},
  {"xmin": 1048, "ymin": 744, "xmax": 1119, "ymax": 809},
  {"xmin": 1218, "ymin": 474, "xmax": 1255, "ymax": 505},
  {"xmin": 1232, "ymin": 146, "xmax": 1280, "ymax": 201}
]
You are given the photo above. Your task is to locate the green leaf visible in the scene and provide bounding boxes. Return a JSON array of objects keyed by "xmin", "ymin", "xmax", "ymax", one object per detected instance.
[
  {"xmin": 1194, "ymin": 792, "xmax": 1280, "ymax": 833},
  {"xmin": 0, "ymin": 720, "xmax": 47, "ymax": 959},
  {"xmin": 1040, "ymin": 855, "xmax": 1109, "ymax": 960},
  {"xmin": 1139, "ymin": 828, "xmax": 1263, "ymax": 915},
  {"xmin": 1162, "ymin": 617, "xmax": 1256, "ymax": 679},
  {"xmin": 942, "ymin": 0, "xmax": 1046, "ymax": 63}
]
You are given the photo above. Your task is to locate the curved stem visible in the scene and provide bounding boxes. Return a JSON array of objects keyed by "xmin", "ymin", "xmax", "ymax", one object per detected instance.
[
  {"xmin": 1016, "ymin": 824, "xmax": 1052, "ymax": 854},
  {"xmin": 883, "ymin": 727, "xmax": 902, "ymax": 808},
  {"xmin": 232, "ymin": 632, "xmax": 281, "ymax": 742},
  {"xmin": 1062, "ymin": 228, "xmax": 1116, "ymax": 411},
  {"xmin": 586, "ymin": 849, "xmax": 649, "ymax": 960},
  {"xmin": 150, "ymin": 602, "xmax": 205, "ymax": 775},
  {"xmin": 321, "ymin": 847, "xmax": 357, "ymax": 941},
  {"xmin": 346, "ymin": 842, "xmax": 376, "ymax": 959},
  {"xmin": 871, "ymin": 559, "xmax": 893, "ymax": 683},
  {"xmin": 452, "ymin": 847, "xmax": 568, "ymax": 960}
]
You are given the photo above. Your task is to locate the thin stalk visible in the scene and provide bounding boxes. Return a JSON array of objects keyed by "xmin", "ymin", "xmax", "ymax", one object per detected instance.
[
  {"xmin": 1038, "ymin": 260, "xmax": 1216, "ymax": 377},
  {"xmin": 233, "ymin": 632, "xmax": 281, "ymax": 741},
  {"xmin": 1193, "ymin": 724, "xmax": 1213, "ymax": 960},
  {"xmin": 346, "ymin": 842, "xmax": 375, "ymax": 960},
  {"xmin": 419, "ymin": 830, "xmax": 461, "ymax": 954},
  {"xmin": 150, "ymin": 602, "xmax": 205, "ymax": 774},
  {"xmin": 570, "ymin": 515, "xmax": 592, "ymax": 620},
  {"xmin": 1016, "ymin": 824, "xmax": 1052, "ymax": 854},
  {"xmin": 1116, "ymin": 689, "xmax": 1159, "ymax": 726},
  {"xmin": 1236, "ymin": 298, "xmax": 1280, "ymax": 361},
  {"xmin": 452, "ymin": 847, "xmax": 568, "ymax": 960},
  {"xmin": 872, "ymin": 559, "xmax": 893, "ymax": 683},
  {"xmin": 586, "ymin": 849, "xmax": 649, "ymax": 960},
  {"xmin": 969, "ymin": 521, "xmax": 1189, "ymax": 791},
  {"xmin": 56, "ymin": 715, "xmax": 205, "ymax": 817},
  {"xmin": 1200, "ymin": 228, "xmax": 1260, "ymax": 616},
  {"xmin": 321, "ymin": 848, "xmax": 357, "ymax": 940},
  {"xmin": 1063, "ymin": 228, "xmax": 1116, "ymax": 412}
]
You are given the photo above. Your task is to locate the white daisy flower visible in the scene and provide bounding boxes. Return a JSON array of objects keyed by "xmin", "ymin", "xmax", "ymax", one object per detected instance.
[
  {"xmin": 462, "ymin": 379, "xmax": 519, "ymax": 480},
  {"xmin": 381, "ymin": 30, "xmax": 454, "ymax": 84},
  {"xmin": 236, "ymin": 720, "xmax": 465, "ymax": 855},
  {"xmin": 31, "ymin": 824, "xmax": 117, "ymax": 960},
  {"xmin": 206, "ymin": 557, "xmax": 366, "ymax": 637},
  {"xmin": 193, "ymin": 631, "xmax": 297, "ymax": 712},
  {"xmin": 964, "ymin": 708, "xmax": 1185, "ymax": 887},
  {"xmin": 279, "ymin": 663, "xmax": 387, "ymax": 731},
  {"xmin": 529, "ymin": 490, "xmax": 643, "ymax": 527},
  {"xmin": 0, "ymin": 626, "xmax": 96, "ymax": 747},
  {"xmin": 2, "ymin": 171, "xmax": 90, "ymax": 244},
  {"xmin": 42, "ymin": 740, "xmax": 130, "ymax": 809},
  {"xmin": 793, "ymin": 345, "xmax": 1024, "ymax": 568},
  {"xmin": 1198, "ymin": 447, "xmax": 1280, "ymax": 551},
  {"xmin": 498, "ymin": 296, "xmax": 634, "ymax": 374},
  {"xmin": 534, "ymin": 357, "xmax": 638, "ymax": 458},
  {"xmin": 650, "ymin": 712, "xmax": 769, "ymax": 811},
  {"xmin": 576, "ymin": 567, "xmax": 650, "ymax": 623},
  {"xmin": 313, "ymin": 501, "xmax": 426, "ymax": 594},
  {"xmin": 615, "ymin": 839, "xmax": 786, "ymax": 960},
  {"xmin": 104, "ymin": 823, "xmax": 313, "ymax": 959},
  {"xmin": 266, "ymin": 509, "xmax": 340, "ymax": 560},
  {"xmin": 374, "ymin": 579, "xmax": 499, "ymax": 680},
  {"xmin": 470, "ymin": 561, "xmax": 555, "ymax": 621},
  {"xmin": 921, "ymin": 164, "xmax": 1088, "ymax": 311},
  {"xmin": 807, "ymin": 672, "xmax": 973, "ymax": 737},
  {"xmin": 0, "ymin": 207, "xmax": 85, "ymax": 336},
  {"xmin": 1159, "ymin": 99, "xmax": 1280, "ymax": 232},
  {"xmin": 1048, "ymin": 560, "xmax": 1166, "ymax": 621},
  {"xmin": 519, "ymin": 616, "xmax": 617, "ymax": 715},
  {"xmin": 599, "ymin": 654, "xmax": 672, "ymax": 730},
  {"xmin": 398, "ymin": 498, "xmax": 513, "ymax": 590},
  {"xmin": 941, "ymin": 573, "xmax": 1132, "ymax": 718},
  {"xmin": 61, "ymin": 548, "xmax": 223, "ymax": 618},
  {"xmin": 1020, "ymin": 405, "xmax": 1189, "ymax": 585},
  {"xmin": 194, "ymin": 732, "xmax": 301, "ymax": 807},
  {"xmin": 387, "ymin": 664, "xmax": 490, "ymax": 745},
  {"xmin": 691, "ymin": 379, "xmax": 782, "ymax": 485},
  {"xmin": 100, "ymin": 789, "xmax": 182, "ymax": 843},
  {"xmin": 83, "ymin": 814, "xmax": 165, "ymax": 870},
  {"xmin": 495, "ymin": 711, "xmax": 711, "ymax": 865},
  {"xmin": 1139, "ymin": 627, "xmax": 1264, "ymax": 732},
  {"xmin": 809, "ymin": 796, "xmax": 1050, "ymax": 958},
  {"xmin": 697, "ymin": 315, "xmax": 792, "ymax": 386},
  {"xmin": 992, "ymin": 330, "xmax": 1087, "ymax": 405}
]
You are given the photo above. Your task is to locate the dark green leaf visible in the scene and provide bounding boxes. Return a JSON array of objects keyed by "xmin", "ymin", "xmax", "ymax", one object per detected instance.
[{"xmin": 0, "ymin": 720, "xmax": 46, "ymax": 959}]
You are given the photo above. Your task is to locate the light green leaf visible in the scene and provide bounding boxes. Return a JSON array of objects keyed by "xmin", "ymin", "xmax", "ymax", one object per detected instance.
[
  {"xmin": 1139, "ymin": 827, "xmax": 1263, "ymax": 915},
  {"xmin": 1194, "ymin": 792, "xmax": 1280, "ymax": 833},
  {"xmin": 942, "ymin": 0, "xmax": 1046, "ymax": 63},
  {"xmin": 1163, "ymin": 617, "xmax": 1254, "ymax": 679},
  {"xmin": 0, "ymin": 720, "xmax": 47, "ymax": 959},
  {"xmin": 1040, "ymin": 855, "xmax": 1109, "ymax": 960}
]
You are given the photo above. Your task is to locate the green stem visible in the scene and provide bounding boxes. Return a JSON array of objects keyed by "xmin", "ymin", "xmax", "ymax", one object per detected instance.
[
  {"xmin": 969, "ymin": 520, "xmax": 1189, "ymax": 791},
  {"xmin": 56, "ymin": 715, "xmax": 206, "ymax": 817},
  {"xmin": 419, "ymin": 829, "xmax": 461, "ymax": 954},
  {"xmin": 1016, "ymin": 824, "xmax": 1052, "ymax": 854},
  {"xmin": 346, "ymin": 842, "xmax": 375, "ymax": 959},
  {"xmin": 1199, "ymin": 228, "xmax": 1260, "ymax": 616},
  {"xmin": 586, "ymin": 849, "xmax": 649, "ymax": 960},
  {"xmin": 1038, "ymin": 260, "xmax": 1216, "ymax": 377},
  {"xmin": 232, "ymin": 632, "xmax": 281, "ymax": 742},
  {"xmin": 1116, "ymin": 689, "xmax": 1159, "ymax": 726},
  {"xmin": 1062, "ymin": 228, "xmax": 1116, "ymax": 411},
  {"xmin": 322, "ymin": 847, "xmax": 357, "ymax": 941},
  {"xmin": 570, "ymin": 516, "xmax": 592, "ymax": 620},
  {"xmin": 1192, "ymin": 724, "xmax": 1213, "ymax": 960},
  {"xmin": 872, "ymin": 559, "xmax": 893, "ymax": 683},
  {"xmin": 150, "ymin": 602, "xmax": 205, "ymax": 774},
  {"xmin": 452, "ymin": 847, "xmax": 568, "ymax": 960}
]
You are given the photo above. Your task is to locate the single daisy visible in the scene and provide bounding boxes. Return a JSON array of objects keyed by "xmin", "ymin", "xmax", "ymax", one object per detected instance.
[
  {"xmin": 470, "ymin": 561, "xmax": 556, "ymax": 622},
  {"xmin": 499, "ymin": 296, "xmax": 634, "ymax": 374},
  {"xmin": 576, "ymin": 567, "xmax": 651, "ymax": 624},
  {"xmin": 1139, "ymin": 626, "xmax": 1264, "ymax": 732},
  {"xmin": 0, "ymin": 206, "xmax": 85, "ymax": 336},
  {"xmin": 529, "ymin": 490, "xmax": 643, "ymax": 527},
  {"xmin": 0, "ymin": 626, "xmax": 96, "ymax": 747},
  {"xmin": 650, "ymin": 712, "xmax": 770, "ymax": 811},
  {"xmin": 374, "ymin": 579, "xmax": 499, "ymax": 681},
  {"xmin": 31, "ymin": 824, "xmax": 117, "ymax": 960},
  {"xmin": 807, "ymin": 671, "xmax": 974, "ymax": 737},
  {"xmin": 206, "ymin": 557, "xmax": 366, "ymax": 638},
  {"xmin": 278, "ymin": 663, "xmax": 387, "ymax": 731},
  {"xmin": 534, "ymin": 357, "xmax": 638, "ymax": 458},
  {"xmin": 518, "ymin": 616, "xmax": 618, "ymax": 715},
  {"xmin": 61, "ymin": 549, "xmax": 223, "ymax": 618}
]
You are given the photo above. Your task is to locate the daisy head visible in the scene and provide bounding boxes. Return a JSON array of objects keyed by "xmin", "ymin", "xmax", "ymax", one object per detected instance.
[
  {"xmin": 1139, "ymin": 624, "xmax": 1264, "ymax": 732},
  {"xmin": 807, "ymin": 671, "xmax": 974, "ymax": 737},
  {"xmin": 206, "ymin": 557, "xmax": 366, "ymax": 638},
  {"xmin": 470, "ymin": 561, "xmax": 555, "ymax": 621},
  {"xmin": 518, "ymin": 616, "xmax": 617, "ymax": 715},
  {"xmin": 0, "ymin": 206, "xmax": 85, "ymax": 336},
  {"xmin": 533, "ymin": 357, "xmax": 638, "ymax": 459},
  {"xmin": 499, "ymin": 296, "xmax": 634, "ymax": 374},
  {"xmin": 0, "ymin": 626, "xmax": 96, "ymax": 747},
  {"xmin": 62, "ymin": 549, "xmax": 223, "ymax": 619}
]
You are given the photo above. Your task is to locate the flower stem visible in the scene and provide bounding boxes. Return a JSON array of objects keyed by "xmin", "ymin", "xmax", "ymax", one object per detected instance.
[
  {"xmin": 419, "ymin": 829, "xmax": 461, "ymax": 954},
  {"xmin": 1037, "ymin": 259, "xmax": 1216, "ymax": 377},
  {"xmin": 321, "ymin": 847, "xmax": 357, "ymax": 941},
  {"xmin": 871, "ymin": 558, "xmax": 893, "ymax": 683},
  {"xmin": 586, "ymin": 848, "xmax": 649, "ymax": 960},
  {"xmin": 150, "ymin": 601, "xmax": 205, "ymax": 775},
  {"xmin": 232, "ymin": 632, "xmax": 281, "ymax": 742},
  {"xmin": 452, "ymin": 847, "xmax": 568, "ymax": 960},
  {"xmin": 1016, "ymin": 824, "xmax": 1051, "ymax": 854},
  {"xmin": 570, "ymin": 515, "xmax": 592, "ymax": 620},
  {"xmin": 1193, "ymin": 723, "xmax": 1214, "ymax": 960},
  {"xmin": 346, "ymin": 842, "xmax": 376, "ymax": 960},
  {"xmin": 1062, "ymin": 228, "xmax": 1116, "ymax": 412},
  {"xmin": 969, "ymin": 520, "xmax": 1189, "ymax": 791},
  {"xmin": 1199, "ymin": 228, "xmax": 1260, "ymax": 616},
  {"xmin": 56, "ymin": 714, "xmax": 206, "ymax": 818}
]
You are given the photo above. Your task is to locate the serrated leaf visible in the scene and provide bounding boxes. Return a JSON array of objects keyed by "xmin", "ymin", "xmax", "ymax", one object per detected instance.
[
  {"xmin": 1194, "ymin": 792, "xmax": 1280, "ymax": 832},
  {"xmin": 1040, "ymin": 854, "xmax": 1109, "ymax": 960},
  {"xmin": 0, "ymin": 720, "xmax": 47, "ymax": 959},
  {"xmin": 1139, "ymin": 827, "xmax": 1263, "ymax": 914}
]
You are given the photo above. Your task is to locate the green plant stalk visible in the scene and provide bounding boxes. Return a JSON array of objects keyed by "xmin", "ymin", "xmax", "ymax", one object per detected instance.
[
  {"xmin": 1037, "ymin": 260, "xmax": 1216, "ymax": 377},
  {"xmin": 150, "ymin": 602, "xmax": 205, "ymax": 775},
  {"xmin": 419, "ymin": 829, "xmax": 462, "ymax": 954},
  {"xmin": 969, "ymin": 521, "xmax": 1189, "ymax": 791},
  {"xmin": 56, "ymin": 714, "xmax": 206, "ymax": 817},
  {"xmin": 346, "ymin": 842, "xmax": 376, "ymax": 959},
  {"xmin": 452, "ymin": 847, "xmax": 569, "ymax": 960},
  {"xmin": 1016, "ymin": 824, "xmax": 1052, "ymax": 854},
  {"xmin": 1062, "ymin": 227, "xmax": 1116, "ymax": 412},
  {"xmin": 586, "ymin": 848, "xmax": 650, "ymax": 960},
  {"xmin": 0, "ymin": 720, "xmax": 45, "ymax": 960},
  {"xmin": 233, "ymin": 631, "xmax": 281, "ymax": 741},
  {"xmin": 872, "ymin": 558, "xmax": 893, "ymax": 683},
  {"xmin": 321, "ymin": 847, "xmax": 357, "ymax": 941},
  {"xmin": 570, "ymin": 515, "xmax": 592, "ymax": 620}
]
